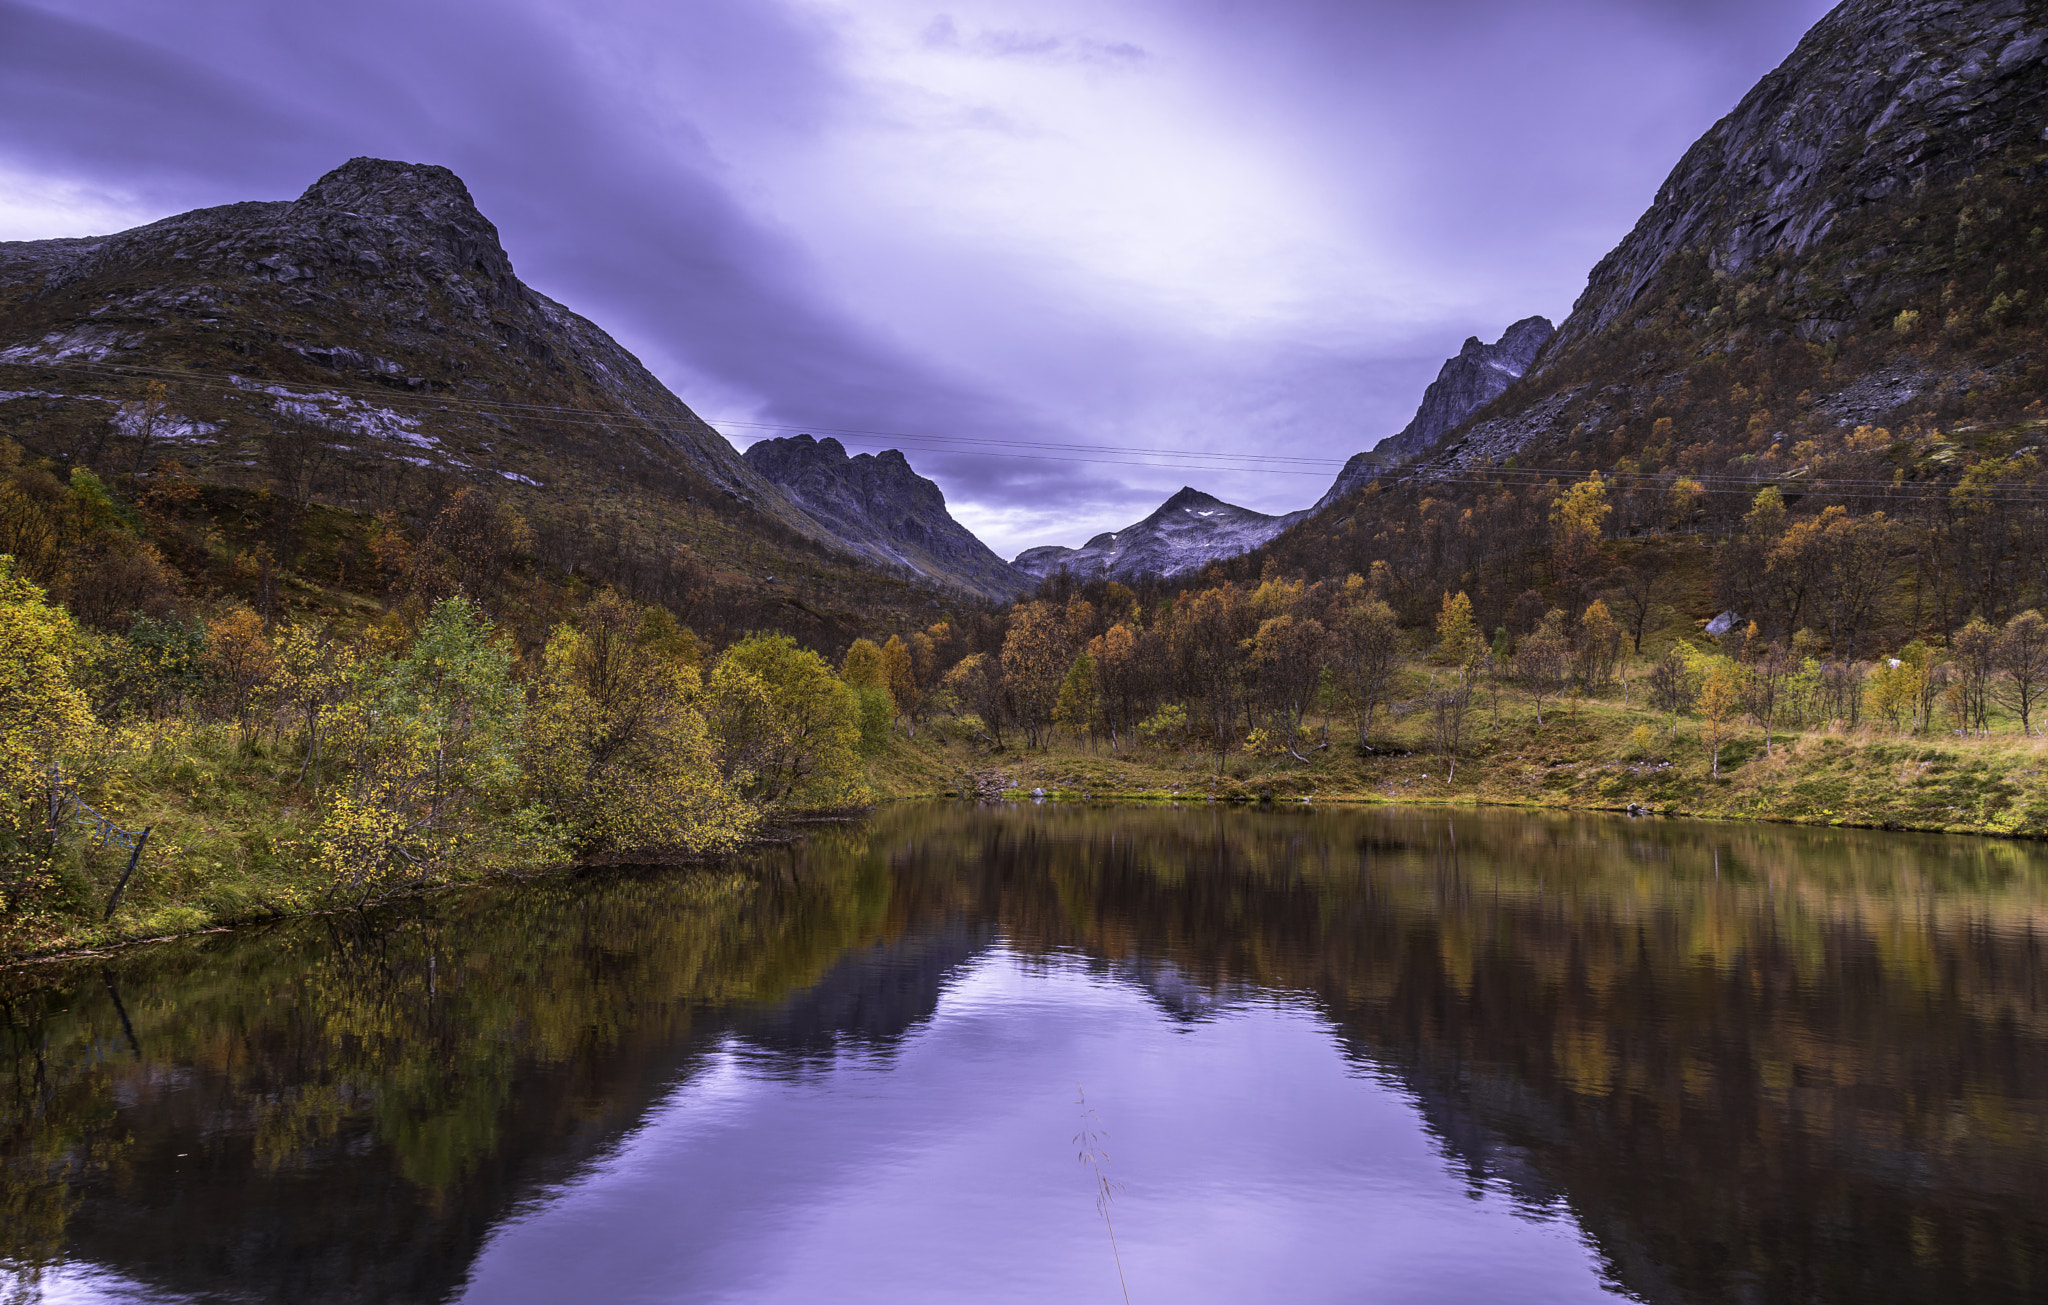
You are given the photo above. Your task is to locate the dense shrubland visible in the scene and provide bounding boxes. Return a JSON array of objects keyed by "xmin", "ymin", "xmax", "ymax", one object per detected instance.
[{"xmin": 0, "ymin": 437, "xmax": 881, "ymax": 949}]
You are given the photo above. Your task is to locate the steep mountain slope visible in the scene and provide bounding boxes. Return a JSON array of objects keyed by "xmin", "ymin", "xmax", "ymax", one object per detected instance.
[
  {"xmin": 0, "ymin": 157, "xmax": 955, "ymax": 641},
  {"xmin": 1408, "ymin": 0, "xmax": 2048, "ymax": 474},
  {"xmin": 741, "ymin": 434, "xmax": 1028, "ymax": 601},
  {"xmin": 1012, "ymin": 487, "xmax": 1307, "ymax": 581}
]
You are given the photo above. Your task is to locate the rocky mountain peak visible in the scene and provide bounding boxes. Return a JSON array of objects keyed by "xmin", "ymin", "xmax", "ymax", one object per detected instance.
[
  {"xmin": 741, "ymin": 434, "xmax": 1028, "ymax": 600},
  {"xmin": 1360, "ymin": 315, "xmax": 1554, "ymax": 468},
  {"xmin": 1406, "ymin": 0, "xmax": 2048, "ymax": 474},
  {"xmin": 1012, "ymin": 486, "xmax": 1307, "ymax": 582},
  {"xmin": 293, "ymin": 157, "xmax": 484, "ymax": 222},
  {"xmin": 1160, "ymin": 486, "xmax": 1220, "ymax": 511}
]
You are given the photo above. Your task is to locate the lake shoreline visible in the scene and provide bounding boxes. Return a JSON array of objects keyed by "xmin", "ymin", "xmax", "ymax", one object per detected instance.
[
  {"xmin": 17, "ymin": 720, "xmax": 2045, "ymax": 967},
  {"xmin": 0, "ymin": 811, "xmax": 865, "ymax": 968}
]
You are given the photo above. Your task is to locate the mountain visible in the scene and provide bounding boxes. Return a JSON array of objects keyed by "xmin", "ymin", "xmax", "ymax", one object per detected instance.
[
  {"xmin": 1012, "ymin": 487, "xmax": 1308, "ymax": 582},
  {"xmin": 1375, "ymin": 316, "xmax": 1554, "ymax": 463},
  {"xmin": 0, "ymin": 157, "xmax": 957, "ymax": 641},
  {"xmin": 0, "ymin": 158, "xmax": 808, "ymax": 522},
  {"xmin": 741, "ymin": 434, "xmax": 1028, "ymax": 601},
  {"xmin": 1408, "ymin": 0, "xmax": 2048, "ymax": 473}
]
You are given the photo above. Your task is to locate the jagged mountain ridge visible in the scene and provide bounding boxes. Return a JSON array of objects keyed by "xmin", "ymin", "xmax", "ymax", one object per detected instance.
[
  {"xmin": 1012, "ymin": 487, "xmax": 1308, "ymax": 582},
  {"xmin": 1311, "ymin": 315, "xmax": 1554, "ymax": 512},
  {"xmin": 1375, "ymin": 316, "xmax": 1554, "ymax": 462},
  {"xmin": 1410, "ymin": 0, "xmax": 2048, "ymax": 472},
  {"xmin": 741, "ymin": 434, "xmax": 1029, "ymax": 601}
]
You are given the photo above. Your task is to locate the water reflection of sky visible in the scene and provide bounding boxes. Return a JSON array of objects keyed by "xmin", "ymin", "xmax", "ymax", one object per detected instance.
[{"xmin": 458, "ymin": 948, "xmax": 1625, "ymax": 1304}]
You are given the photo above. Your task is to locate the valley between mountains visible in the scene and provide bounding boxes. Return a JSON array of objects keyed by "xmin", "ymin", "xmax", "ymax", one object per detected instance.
[{"xmin": 3, "ymin": 0, "xmax": 2048, "ymax": 956}]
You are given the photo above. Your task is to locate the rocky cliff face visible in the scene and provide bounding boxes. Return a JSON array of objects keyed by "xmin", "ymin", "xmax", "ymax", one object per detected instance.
[
  {"xmin": 0, "ymin": 158, "xmax": 827, "ymax": 543},
  {"xmin": 1420, "ymin": 0, "xmax": 2048, "ymax": 471},
  {"xmin": 1012, "ymin": 487, "xmax": 1308, "ymax": 582},
  {"xmin": 1374, "ymin": 317, "xmax": 1553, "ymax": 463},
  {"xmin": 741, "ymin": 434, "xmax": 1029, "ymax": 601},
  {"xmin": 1550, "ymin": 0, "xmax": 2047, "ymax": 356}
]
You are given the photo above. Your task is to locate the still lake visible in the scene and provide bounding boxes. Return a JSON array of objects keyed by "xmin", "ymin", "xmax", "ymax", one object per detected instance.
[{"xmin": 4, "ymin": 802, "xmax": 2046, "ymax": 1304}]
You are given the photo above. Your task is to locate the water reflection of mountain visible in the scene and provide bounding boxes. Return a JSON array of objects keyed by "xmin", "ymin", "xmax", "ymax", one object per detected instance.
[
  {"xmin": 2, "ymin": 859, "xmax": 989, "ymax": 1305},
  {"xmin": 6, "ymin": 806, "xmax": 2048, "ymax": 1305},
  {"xmin": 728, "ymin": 919, "xmax": 991, "ymax": 1064}
]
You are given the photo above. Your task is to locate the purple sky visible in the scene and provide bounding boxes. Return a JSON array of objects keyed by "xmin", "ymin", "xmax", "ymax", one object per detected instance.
[{"xmin": 0, "ymin": 0, "xmax": 1835, "ymax": 557}]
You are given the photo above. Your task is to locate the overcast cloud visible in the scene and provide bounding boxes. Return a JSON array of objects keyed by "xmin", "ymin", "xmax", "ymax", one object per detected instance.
[{"xmin": 0, "ymin": 0, "xmax": 1835, "ymax": 557}]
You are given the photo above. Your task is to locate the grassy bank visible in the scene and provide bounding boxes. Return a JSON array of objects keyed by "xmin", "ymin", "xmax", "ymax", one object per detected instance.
[
  {"xmin": 26, "ymin": 664, "xmax": 2046, "ymax": 965},
  {"xmin": 867, "ymin": 684, "xmax": 2048, "ymax": 840}
]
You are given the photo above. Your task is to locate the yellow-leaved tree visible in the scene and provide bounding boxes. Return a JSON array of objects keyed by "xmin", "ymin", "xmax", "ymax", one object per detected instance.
[
  {"xmin": 1549, "ymin": 471, "xmax": 1611, "ymax": 590},
  {"xmin": 707, "ymin": 633, "xmax": 867, "ymax": 811},
  {"xmin": 523, "ymin": 592, "xmax": 755, "ymax": 855},
  {"xmin": 0, "ymin": 558, "xmax": 95, "ymax": 926},
  {"xmin": 1435, "ymin": 591, "xmax": 1479, "ymax": 669},
  {"xmin": 315, "ymin": 596, "xmax": 528, "ymax": 902},
  {"xmin": 839, "ymin": 637, "xmax": 894, "ymax": 756}
]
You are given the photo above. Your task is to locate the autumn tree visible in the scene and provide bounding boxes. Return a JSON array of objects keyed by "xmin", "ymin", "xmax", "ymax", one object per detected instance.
[
  {"xmin": 1427, "ymin": 671, "xmax": 1474, "ymax": 782},
  {"xmin": 1250, "ymin": 612, "xmax": 1327, "ymax": 731},
  {"xmin": 1549, "ymin": 471, "xmax": 1610, "ymax": 592},
  {"xmin": 1810, "ymin": 508, "xmax": 1895, "ymax": 659},
  {"xmin": 1513, "ymin": 611, "xmax": 1570, "ymax": 725},
  {"xmin": 269, "ymin": 622, "xmax": 361, "ymax": 790},
  {"xmin": 1331, "ymin": 583, "xmax": 1401, "ymax": 747},
  {"xmin": 316, "ymin": 597, "xmax": 526, "ymax": 901},
  {"xmin": 881, "ymin": 635, "xmax": 921, "ymax": 735},
  {"xmin": 708, "ymin": 633, "xmax": 867, "ymax": 810},
  {"xmin": 1996, "ymin": 611, "xmax": 2048, "ymax": 735},
  {"xmin": 943, "ymin": 652, "xmax": 1007, "ymax": 745},
  {"xmin": 1749, "ymin": 640, "xmax": 1799, "ymax": 755},
  {"xmin": 842, "ymin": 638, "xmax": 887, "ymax": 690},
  {"xmin": 1698, "ymin": 661, "xmax": 1742, "ymax": 777},
  {"xmin": 1948, "ymin": 618, "xmax": 1998, "ymax": 736},
  {"xmin": 203, "ymin": 607, "xmax": 277, "ymax": 744},
  {"xmin": 1170, "ymin": 584, "xmax": 1251, "ymax": 768},
  {"xmin": 1603, "ymin": 565, "xmax": 1660, "ymax": 654},
  {"xmin": 840, "ymin": 637, "xmax": 894, "ymax": 755},
  {"xmin": 1001, "ymin": 602, "xmax": 1074, "ymax": 747},
  {"xmin": 1574, "ymin": 600, "xmax": 1622, "ymax": 693},
  {"xmin": 1053, "ymin": 653, "xmax": 1098, "ymax": 745},
  {"xmin": 0, "ymin": 559, "xmax": 95, "ymax": 923},
  {"xmin": 525, "ymin": 592, "xmax": 755, "ymax": 853},
  {"xmin": 1646, "ymin": 643, "xmax": 1698, "ymax": 731},
  {"xmin": 1088, "ymin": 622, "xmax": 1149, "ymax": 750},
  {"xmin": 1434, "ymin": 590, "xmax": 1479, "ymax": 668}
]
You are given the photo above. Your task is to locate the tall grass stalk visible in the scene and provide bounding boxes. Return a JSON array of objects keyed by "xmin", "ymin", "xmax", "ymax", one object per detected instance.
[{"xmin": 1074, "ymin": 1086, "xmax": 1131, "ymax": 1304}]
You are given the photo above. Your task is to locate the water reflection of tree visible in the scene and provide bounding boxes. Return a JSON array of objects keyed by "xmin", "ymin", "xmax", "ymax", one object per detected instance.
[
  {"xmin": 0, "ymin": 850, "xmax": 899, "ymax": 1303},
  {"xmin": 876, "ymin": 804, "xmax": 2048, "ymax": 1305},
  {"xmin": 4, "ymin": 806, "xmax": 2047, "ymax": 1304}
]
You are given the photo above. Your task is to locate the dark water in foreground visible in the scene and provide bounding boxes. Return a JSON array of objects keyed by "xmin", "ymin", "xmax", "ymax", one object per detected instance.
[{"xmin": 4, "ymin": 804, "xmax": 2047, "ymax": 1305}]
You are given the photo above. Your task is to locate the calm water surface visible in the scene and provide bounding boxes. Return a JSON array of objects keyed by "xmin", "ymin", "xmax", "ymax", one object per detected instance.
[{"xmin": 4, "ymin": 803, "xmax": 2047, "ymax": 1304}]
